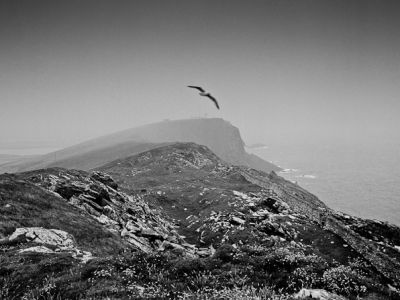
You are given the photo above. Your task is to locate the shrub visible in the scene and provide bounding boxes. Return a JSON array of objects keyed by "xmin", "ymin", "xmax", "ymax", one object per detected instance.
[
  {"xmin": 322, "ymin": 265, "xmax": 368, "ymax": 296},
  {"xmin": 214, "ymin": 244, "xmax": 236, "ymax": 262}
]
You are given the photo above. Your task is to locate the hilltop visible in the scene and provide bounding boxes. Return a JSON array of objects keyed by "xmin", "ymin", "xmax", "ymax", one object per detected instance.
[
  {"xmin": 1, "ymin": 142, "xmax": 400, "ymax": 299},
  {"xmin": 0, "ymin": 118, "xmax": 279, "ymax": 174}
]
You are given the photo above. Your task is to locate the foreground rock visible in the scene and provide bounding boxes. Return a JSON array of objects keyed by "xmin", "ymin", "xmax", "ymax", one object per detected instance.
[
  {"xmin": 294, "ymin": 288, "xmax": 347, "ymax": 299},
  {"xmin": 1, "ymin": 227, "xmax": 93, "ymax": 263}
]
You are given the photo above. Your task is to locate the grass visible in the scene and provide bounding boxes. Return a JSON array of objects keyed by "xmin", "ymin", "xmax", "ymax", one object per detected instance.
[
  {"xmin": 1, "ymin": 245, "xmax": 398, "ymax": 299},
  {"xmin": 0, "ymin": 174, "xmax": 128, "ymax": 256}
]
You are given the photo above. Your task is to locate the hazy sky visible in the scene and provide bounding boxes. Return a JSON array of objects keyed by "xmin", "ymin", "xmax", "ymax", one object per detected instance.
[{"xmin": 1, "ymin": 0, "xmax": 399, "ymax": 152}]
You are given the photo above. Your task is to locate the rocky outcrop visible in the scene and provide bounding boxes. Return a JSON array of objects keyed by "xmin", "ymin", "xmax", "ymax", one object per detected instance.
[
  {"xmin": 20, "ymin": 168, "xmax": 198, "ymax": 257},
  {"xmin": 237, "ymin": 168, "xmax": 327, "ymax": 223},
  {"xmin": 236, "ymin": 167, "xmax": 400, "ymax": 287},
  {"xmin": 1, "ymin": 227, "xmax": 93, "ymax": 263},
  {"xmin": 8, "ymin": 227, "xmax": 75, "ymax": 247},
  {"xmin": 97, "ymin": 142, "xmax": 400, "ymax": 289}
]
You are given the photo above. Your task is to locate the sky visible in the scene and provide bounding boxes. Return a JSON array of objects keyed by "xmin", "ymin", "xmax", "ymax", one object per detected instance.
[{"xmin": 1, "ymin": 0, "xmax": 399, "ymax": 153}]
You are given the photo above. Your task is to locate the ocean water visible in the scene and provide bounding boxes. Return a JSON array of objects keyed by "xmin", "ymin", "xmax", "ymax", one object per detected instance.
[{"xmin": 250, "ymin": 138, "xmax": 400, "ymax": 226}]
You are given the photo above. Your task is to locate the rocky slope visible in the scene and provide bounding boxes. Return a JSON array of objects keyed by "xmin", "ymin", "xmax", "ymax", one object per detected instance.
[
  {"xmin": 1, "ymin": 168, "xmax": 199, "ymax": 257},
  {"xmin": 97, "ymin": 143, "xmax": 400, "ymax": 294},
  {"xmin": 1, "ymin": 143, "xmax": 400, "ymax": 299},
  {"xmin": 0, "ymin": 118, "xmax": 280, "ymax": 174}
]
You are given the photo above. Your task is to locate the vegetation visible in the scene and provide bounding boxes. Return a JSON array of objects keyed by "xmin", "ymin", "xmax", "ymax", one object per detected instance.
[
  {"xmin": 0, "ymin": 175, "xmax": 128, "ymax": 256},
  {"xmin": 2, "ymin": 146, "xmax": 400, "ymax": 299},
  {"xmin": 1, "ymin": 243, "xmax": 397, "ymax": 299}
]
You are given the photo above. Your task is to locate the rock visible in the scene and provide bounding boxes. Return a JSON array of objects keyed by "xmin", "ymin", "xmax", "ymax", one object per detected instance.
[
  {"xmin": 230, "ymin": 216, "xmax": 245, "ymax": 225},
  {"xmin": 103, "ymin": 205, "xmax": 118, "ymax": 220},
  {"xmin": 233, "ymin": 190, "xmax": 249, "ymax": 199},
  {"xmin": 126, "ymin": 206, "xmax": 143, "ymax": 216},
  {"xmin": 162, "ymin": 241, "xmax": 185, "ymax": 251},
  {"xmin": 55, "ymin": 182, "xmax": 86, "ymax": 200},
  {"xmin": 197, "ymin": 246, "xmax": 215, "ymax": 257},
  {"xmin": 91, "ymin": 171, "xmax": 118, "ymax": 190},
  {"xmin": 30, "ymin": 170, "xmax": 188, "ymax": 253},
  {"xmin": 8, "ymin": 227, "xmax": 75, "ymax": 248},
  {"xmin": 19, "ymin": 245, "xmax": 55, "ymax": 254},
  {"xmin": 125, "ymin": 220, "xmax": 141, "ymax": 233},
  {"xmin": 258, "ymin": 220, "xmax": 285, "ymax": 237},
  {"xmin": 95, "ymin": 214, "xmax": 119, "ymax": 227},
  {"xmin": 294, "ymin": 288, "xmax": 347, "ymax": 300},
  {"xmin": 68, "ymin": 196, "xmax": 82, "ymax": 206},
  {"xmin": 81, "ymin": 202, "xmax": 102, "ymax": 217},
  {"xmin": 82, "ymin": 195, "xmax": 104, "ymax": 212},
  {"xmin": 258, "ymin": 197, "xmax": 290, "ymax": 214},
  {"xmin": 87, "ymin": 184, "xmax": 110, "ymax": 206},
  {"xmin": 7, "ymin": 227, "xmax": 93, "ymax": 263},
  {"xmin": 140, "ymin": 228, "xmax": 167, "ymax": 240},
  {"xmin": 72, "ymin": 249, "xmax": 94, "ymax": 263},
  {"xmin": 126, "ymin": 235, "xmax": 153, "ymax": 253}
]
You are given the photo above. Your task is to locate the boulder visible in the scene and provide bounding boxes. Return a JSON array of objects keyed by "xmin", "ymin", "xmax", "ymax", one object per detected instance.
[
  {"xmin": 91, "ymin": 171, "xmax": 118, "ymax": 189},
  {"xmin": 6, "ymin": 227, "xmax": 94, "ymax": 263},
  {"xmin": 126, "ymin": 235, "xmax": 153, "ymax": 253},
  {"xmin": 294, "ymin": 288, "xmax": 347, "ymax": 300},
  {"xmin": 140, "ymin": 228, "xmax": 167, "ymax": 240},
  {"xmin": 8, "ymin": 227, "xmax": 75, "ymax": 248},
  {"xmin": 55, "ymin": 182, "xmax": 86, "ymax": 200},
  {"xmin": 19, "ymin": 245, "xmax": 55, "ymax": 254},
  {"xmin": 103, "ymin": 205, "xmax": 118, "ymax": 220},
  {"xmin": 87, "ymin": 184, "xmax": 110, "ymax": 206},
  {"xmin": 125, "ymin": 220, "xmax": 141, "ymax": 233},
  {"xmin": 230, "ymin": 216, "xmax": 245, "ymax": 225}
]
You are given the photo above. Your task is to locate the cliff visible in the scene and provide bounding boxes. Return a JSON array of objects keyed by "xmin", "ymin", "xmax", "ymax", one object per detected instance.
[{"xmin": 0, "ymin": 118, "xmax": 279, "ymax": 174}]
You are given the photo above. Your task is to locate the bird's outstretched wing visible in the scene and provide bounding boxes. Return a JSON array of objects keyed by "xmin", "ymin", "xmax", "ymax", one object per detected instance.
[
  {"xmin": 187, "ymin": 85, "xmax": 205, "ymax": 92},
  {"xmin": 207, "ymin": 94, "xmax": 220, "ymax": 109}
]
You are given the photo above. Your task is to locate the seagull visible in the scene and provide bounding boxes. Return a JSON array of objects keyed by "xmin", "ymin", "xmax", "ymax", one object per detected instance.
[{"xmin": 187, "ymin": 85, "xmax": 220, "ymax": 109}]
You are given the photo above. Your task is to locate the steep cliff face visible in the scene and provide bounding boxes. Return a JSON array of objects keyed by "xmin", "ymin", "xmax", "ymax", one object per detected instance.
[{"xmin": 0, "ymin": 118, "xmax": 279, "ymax": 174}]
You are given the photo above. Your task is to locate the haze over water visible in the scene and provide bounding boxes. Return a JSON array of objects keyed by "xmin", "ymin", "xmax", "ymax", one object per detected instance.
[{"xmin": 251, "ymin": 136, "xmax": 400, "ymax": 226}]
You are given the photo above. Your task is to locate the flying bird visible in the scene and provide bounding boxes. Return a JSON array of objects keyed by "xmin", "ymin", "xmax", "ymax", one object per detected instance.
[{"xmin": 188, "ymin": 85, "xmax": 220, "ymax": 109}]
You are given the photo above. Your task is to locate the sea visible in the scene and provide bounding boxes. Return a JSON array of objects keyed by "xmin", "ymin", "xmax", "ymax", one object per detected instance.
[{"xmin": 249, "ymin": 137, "xmax": 400, "ymax": 226}]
